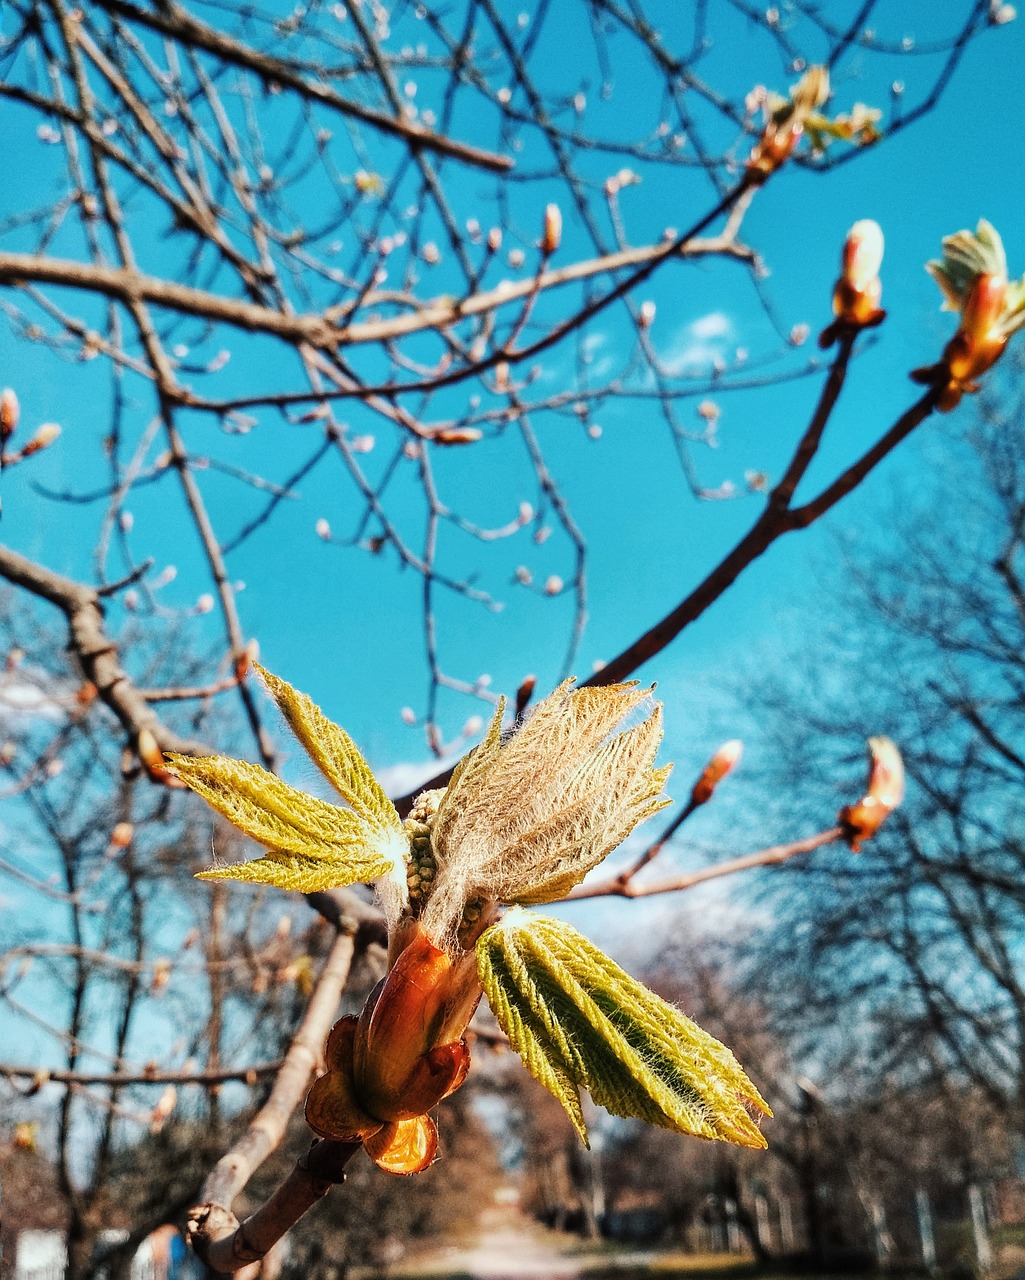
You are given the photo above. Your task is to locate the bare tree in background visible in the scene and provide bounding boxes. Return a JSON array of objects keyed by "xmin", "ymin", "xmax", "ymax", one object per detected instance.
[
  {"xmin": 1, "ymin": 2, "xmax": 1021, "ymax": 1275},
  {"xmin": 734, "ymin": 355, "xmax": 1025, "ymax": 1250}
]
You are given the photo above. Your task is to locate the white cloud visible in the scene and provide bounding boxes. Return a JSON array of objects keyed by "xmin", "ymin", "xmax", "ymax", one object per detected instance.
[
  {"xmin": 689, "ymin": 311, "xmax": 731, "ymax": 341},
  {"xmin": 660, "ymin": 311, "xmax": 735, "ymax": 376}
]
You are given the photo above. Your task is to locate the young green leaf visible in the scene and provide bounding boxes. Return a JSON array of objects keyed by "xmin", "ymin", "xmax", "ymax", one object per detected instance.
[
  {"xmin": 477, "ymin": 910, "xmax": 770, "ymax": 1149},
  {"xmin": 168, "ymin": 752, "xmax": 397, "ymax": 889},
  {"xmin": 255, "ymin": 664, "xmax": 403, "ymax": 834},
  {"xmin": 197, "ymin": 846, "xmax": 392, "ymax": 892}
]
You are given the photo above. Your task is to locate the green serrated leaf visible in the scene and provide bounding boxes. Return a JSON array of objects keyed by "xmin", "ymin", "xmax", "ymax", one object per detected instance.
[
  {"xmin": 169, "ymin": 753, "xmax": 395, "ymax": 888},
  {"xmin": 197, "ymin": 847, "xmax": 392, "ymax": 892},
  {"xmin": 255, "ymin": 664, "xmax": 402, "ymax": 834},
  {"xmin": 478, "ymin": 911, "xmax": 771, "ymax": 1149}
]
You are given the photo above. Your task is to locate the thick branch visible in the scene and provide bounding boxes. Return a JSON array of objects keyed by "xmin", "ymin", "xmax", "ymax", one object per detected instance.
[
  {"xmin": 188, "ymin": 927, "xmax": 359, "ymax": 1270},
  {"xmin": 0, "ymin": 543, "xmax": 207, "ymax": 757},
  {"xmin": 0, "ymin": 233, "xmax": 752, "ymax": 357}
]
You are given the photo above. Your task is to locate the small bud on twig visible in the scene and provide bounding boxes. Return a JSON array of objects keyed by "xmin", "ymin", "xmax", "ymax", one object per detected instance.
[
  {"xmin": 541, "ymin": 203, "xmax": 562, "ymax": 255},
  {"xmin": 514, "ymin": 673, "xmax": 536, "ymax": 719},
  {"xmin": 689, "ymin": 740, "xmax": 743, "ymax": 809},
  {"xmin": 820, "ymin": 219, "xmax": 887, "ymax": 346},
  {"xmin": 838, "ymin": 736, "xmax": 904, "ymax": 851},
  {"xmin": 1, "ymin": 388, "xmax": 19, "ymax": 441}
]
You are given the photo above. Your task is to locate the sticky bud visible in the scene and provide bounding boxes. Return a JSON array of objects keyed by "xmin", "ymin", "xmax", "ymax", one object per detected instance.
[
  {"xmin": 542, "ymin": 203, "xmax": 562, "ymax": 255},
  {"xmin": 821, "ymin": 219, "xmax": 886, "ymax": 345},
  {"xmin": 76, "ymin": 681, "xmax": 98, "ymax": 706},
  {"xmin": 21, "ymin": 423, "xmax": 61, "ymax": 457},
  {"xmin": 689, "ymin": 739, "xmax": 743, "ymax": 808},
  {"xmin": 137, "ymin": 728, "xmax": 184, "ymax": 787},
  {"xmin": 514, "ymin": 674, "xmax": 536, "ymax": 719},
  {"xmin": 234, "ymin": 640, "xmax": 258, "ymax": 681},
  {"xmin": 838, "ymin": 736, "xmax": 904, "ymax": 851},
  {"xmin": 431, "ymin": 428, "xmax": 483, "ymax": 445},
  {"xmin": 110, "ymin": 822, "xmax": 134, "ymax": 849},
  {"xmin": 487, "ymin": 227, "xmax": 503, "ymax": 253},
  {"xmin": 14, "ymin": 1122, "xmax": 39, "ymax": 1151},
  {"xmin": 1, "ymin": 388, "xmax": 19, "ymax": 440}
]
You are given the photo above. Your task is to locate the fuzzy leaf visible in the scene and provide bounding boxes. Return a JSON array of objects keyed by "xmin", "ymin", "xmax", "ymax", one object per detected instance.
[
  {"xmin": 169, "ymin": 753, "xmax": 396, "ymax": 889},
  {"xmin": 196, "ymin": 847, "xmax": 392, "ymax": 892},
  {"xmin": 927, "ymin": 219, "xmax": 1008, "ymax": 311},
  {"xmin": 255, "ymin": 665, "xmax": 402, "ymax": 834},
  {"xmin": 478, "ymin": 911, "xmax": 770, "ymax": 1149},
  {"xmin": 431, "ymin": 697, "xmax": 505, "ymax": 860}
]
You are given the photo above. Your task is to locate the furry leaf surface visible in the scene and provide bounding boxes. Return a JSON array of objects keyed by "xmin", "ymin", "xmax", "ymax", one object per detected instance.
[
  {"xmin": 477, "ymin": 910, "xmax": 770, "ymax": 1149},
  {"xmin": 255, "ymin": 664, "xmax": 402, "ymax": 834},
  {"xmin": 169, "ymin": 753, "xmax": 395, "ymax": 890}
]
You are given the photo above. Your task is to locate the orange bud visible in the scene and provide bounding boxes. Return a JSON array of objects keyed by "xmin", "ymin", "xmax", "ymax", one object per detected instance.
[
  {"xmin": 689, "ymin": 739, "xmax": 743, "ymax": 808},
  {"xmin": 137, "ymin": 728, "xmax": 185, "ymax": 787},
  {"xmin": 76, "ymin": 681, "xmax": 98, "ymax": 706},
  {"xmin": 13, "ymin": 1121, "xmax": 39, "ymax": 1151},
  {"xmin": 541, "ymin": 203, "xmax": 562, "ymax": 255},
  {"xmin": 149, "ymin": 1085, "xmax": 177, "ymax": 1133},
  {"xmin": 821, "ymin": 220, "xmax": 886, "ymax": 344},
  {"xmin": 235, "ymin": 639, "xmax": 259, "ymax": 681},
  {"xmin": 838, "ymin": 736, "xmax": 904, "ymax": 851},
  {"xmin": 430, "ymin": 427, "xmax": 483, "ymax": 445},
  {"xmin": 110, "ymin": 821, "xmax": 134, "ymax": 848},
  {"xmin": 1, "ymin": 388, "xmax": 19, "ymax": 440},
  {"xmin": 21, "ymin": 423, "xmax": 61, "ymax": 457},
  {"xmin": 352, "ymin": 925, "xmax": 480, "ymax": 1122},
  {"xmin": 915, "ymin": 274, "xmax": 1010, "ymax": 411},
  {"xmin": 515, "ymin": 673, "xmax": 536, "ymax": 719}
]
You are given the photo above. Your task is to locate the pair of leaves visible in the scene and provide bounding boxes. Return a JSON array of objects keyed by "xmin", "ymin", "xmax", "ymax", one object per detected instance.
[
  {"xmin": 478, "ymin": 910, "xmax": 770, "ymax": 1149},
  {"xmin": 170, "ymin": 665, "xmax": 404, "ymax": 892},
  {"xmin": 927, "ymin": 219, "xmax": 1025, "ymax": 336}
]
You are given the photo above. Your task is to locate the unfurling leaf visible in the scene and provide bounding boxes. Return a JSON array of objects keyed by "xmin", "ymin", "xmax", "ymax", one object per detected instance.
[
  {"xmin": 168, "ymin": 753, "xmax": 394, "ymax": 890},
  {"xmin": 478, "ymin": 910, "xmax": 770, "ymax": 1149},
  {"xmin": 423, "ymin": 681, "xmax": 671, "ymax": 948},
  {"xmin": 254, "ymin": 664, "xmax": 403, "ymax": 835}
]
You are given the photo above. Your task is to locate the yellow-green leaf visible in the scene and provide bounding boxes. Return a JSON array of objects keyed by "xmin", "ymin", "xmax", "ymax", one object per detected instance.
[
  {"xmin": 255, "ymin": 664, "xmax": 402, "ymax": 834},
  {"xmin": 197, "ymin": 847, "xmax": 391, "ymax": 892},
  {"xmin": 477, "ymin": 910, "xmax": 770, "ymax": 1149},
  {"xmin": 168, "ymin": 753, "xmax": 395, "ymax": 887}
]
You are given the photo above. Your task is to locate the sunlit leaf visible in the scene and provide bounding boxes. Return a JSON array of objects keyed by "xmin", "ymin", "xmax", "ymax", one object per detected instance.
[
  {"xmin": 478, "ymin": 911, "xmax": 770, "ymax": 1149},
  {"xmin": 169, "ymin": 753, "xmax": 395, "ymax": 889},
  {"xmin": 255, "ymin": 664, "xmax": 402, "ymax": 834}
]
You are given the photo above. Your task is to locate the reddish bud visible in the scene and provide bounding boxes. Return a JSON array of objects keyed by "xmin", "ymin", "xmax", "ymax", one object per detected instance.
[
  {"xmin": 541, "ymin": 203, "xmax": 562, "ymax": 255},
  {"xmin": 1, "ymin": 388, "xmax": 19, "ymax": 441},
  {"xmin": 430, "ymin": 428, "xmax": 483, "ymax": 446},
  {"xmin": 838, "ymin": 736, "xmax": 904, "ymax": 851},
  {"xmin": 515, "ymin": 673, "xmax": 537, "ymax": 719},
  {"xmin": 110, "ymin": 821, "xmax": 134, "ymax": 849},
  {"xmin": 689, "ymin": 739, "xmax": 743, "ymax": 808}
]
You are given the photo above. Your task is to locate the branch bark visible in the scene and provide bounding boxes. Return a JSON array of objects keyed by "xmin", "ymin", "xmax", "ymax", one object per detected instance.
[
  {"xmin": 188, "ymin": 927, "xmax": 361, "ymax": 1272},
  {"xmin": 0, "ymin": 543, "xmax": 208, "ymax": 758}
]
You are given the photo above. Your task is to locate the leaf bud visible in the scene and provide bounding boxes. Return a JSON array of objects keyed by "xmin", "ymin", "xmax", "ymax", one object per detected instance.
[
  {"xmin": 689, "ymin": 739, "xmax": 743, "ymax": 808},
  {"xmin": 541, "ymin": 203, "xmax": 562, "ymax": 255}
]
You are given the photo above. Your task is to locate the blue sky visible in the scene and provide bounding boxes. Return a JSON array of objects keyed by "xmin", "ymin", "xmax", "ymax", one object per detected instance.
[{"xmin": 3, "ymin": 1, "xmax": 1024, "ymax": 815}]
